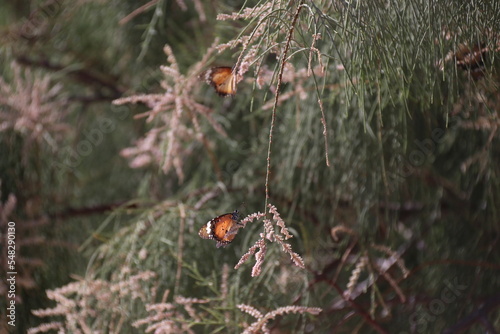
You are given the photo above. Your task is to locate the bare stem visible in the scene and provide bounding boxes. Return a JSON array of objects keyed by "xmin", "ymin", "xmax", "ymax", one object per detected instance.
[{"xmin": 264, "ymin": 0, "xmax": 304, "ymax": 212}]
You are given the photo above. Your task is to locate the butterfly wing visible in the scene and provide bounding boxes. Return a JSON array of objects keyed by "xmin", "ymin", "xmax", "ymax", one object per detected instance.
[
  {"xmin": 202, "ymin": 67, "xmax": 237, "ymax": 96},
  {"xmin": 199, "ymin": 210, "xmax": 240, "ymax": 247},
  {"xmin": 212, "ymin": 214, "xmax": 237, "ymax": 244},
  {"xmin": 198, "ymin": 221, "xmax": 213, "ymax": 240}
]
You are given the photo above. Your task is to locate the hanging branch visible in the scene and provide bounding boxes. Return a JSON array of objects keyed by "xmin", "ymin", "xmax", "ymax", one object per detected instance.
[{"xmin": 264, "ymin": 0, "xmax": 305, "ymax": 212}]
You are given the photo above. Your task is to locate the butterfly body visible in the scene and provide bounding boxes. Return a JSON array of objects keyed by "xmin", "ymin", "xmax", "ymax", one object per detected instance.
[
  {"xmin": 202, "ymin": 66, "xmax": 237, "ymax": 96},
  {"xmin": 199, "ymin": 210, "xmax": 240, "ymax": 247}
]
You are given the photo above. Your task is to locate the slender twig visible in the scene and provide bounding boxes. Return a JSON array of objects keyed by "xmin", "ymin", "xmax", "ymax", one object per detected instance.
[
  {"xmin": 48, "ymin": 201, "xmax": 140, "ymax": 219},
  {"xmin": 376, "ymin": 76, "xmax": 389, "ymax": 199},
  {"xmin": 175, "ymin": 203, "xmax": 186, "ymax": 295},
  {"xmin": 264, "ymin": 0, "xmax": 304, "ymax": 212},
  {"xmin": 15, "ymin": 56, "xmax": 123, "ymax": 97},
  {"xmin": 318, "ymin": 98, "xmax": 330, "ymax": 167},
  {"xmin": 328, "ymin": 281, "xmax": 390, "ymax": 334},
  {"xmin": 119, "ymin": 0, "xmax": 159, "ymax": 25}
]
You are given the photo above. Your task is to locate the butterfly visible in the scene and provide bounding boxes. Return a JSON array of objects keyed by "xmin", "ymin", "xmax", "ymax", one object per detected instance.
[
  {"xmin": 455, "ymin": 43, "xmax": 487, "ymax": 71},
  {"xmin": 199, "ymin": 210, "xmax": 241, "ymax": 247},
  {"xmin": 201, "ymin": 66, "xmax": 237, "ymax": 96}
]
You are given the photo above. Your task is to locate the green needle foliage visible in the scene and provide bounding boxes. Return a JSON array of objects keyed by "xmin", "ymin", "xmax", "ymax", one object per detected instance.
[{"xmin": 1, "ymin": 0, "xmax": 499, "ymax": 333}]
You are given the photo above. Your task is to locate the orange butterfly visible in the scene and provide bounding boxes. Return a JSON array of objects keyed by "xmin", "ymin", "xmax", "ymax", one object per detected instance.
[
  {"xmin": 199, "ymin": 210, "xmax": 241, "ymax": 247},
  {"xmin": 201, "ymin": 66, "xmax": 237, "ymax": 96}
]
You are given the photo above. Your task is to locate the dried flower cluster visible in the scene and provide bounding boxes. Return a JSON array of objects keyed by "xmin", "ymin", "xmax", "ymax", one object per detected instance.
[
  {"xmin": 116, "ymin": 0, "xmax": 330, "ymax": 181},
  {"xmin": 217, "ymin": 0, "xmax": 326, "ymax": 105},
  {"xmin": 238, "ymin": 304, "xmax": 322, "ymax": 334},
  {"xmin": 330, "ymin": 226, "xmax": 409, "ymax": 313},
  {"xmin": 258, "ymin": 63, "xmax": 325, "ymax": 110},
  {"xmin": 235, "ymin": 204, "xmax": 305, "ymax": 277},
  {"xmin": 0, "ymin": 62, "xmax": 70, "ymax": 157},
  {"xmin": 132, "ymin": 292, "xmax": 210, "ymax": 334},
  {"xmin": 29, "ymin": 270, "xmax": 157, "ymax": 334},
  {"xmin": 132, "ymin": 262, "xmax": 231, "ymax": 333},
  {"xmin": 344, "ymin": 254, "xmax": 368, "ymax": 299},
  {"xmin": 113, "ymin": 42, "xmax": 227, "ymax": 182},
  {"xmin": 216, "ymin": 0, "xmax": 278, "ymax": 79}
]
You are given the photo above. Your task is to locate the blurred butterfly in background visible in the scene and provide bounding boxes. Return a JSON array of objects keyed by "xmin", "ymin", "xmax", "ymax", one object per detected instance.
[
  {"xmin": 199, "ymin": 210, "xmax": 241, "ymax": 248},
  {"xmin": 454, "ymin": 43, "xmax": 488, "ymax": 80},
  {"xmin": 201, "ymin": 66, "xmax": 237, "ymax": 96}
]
